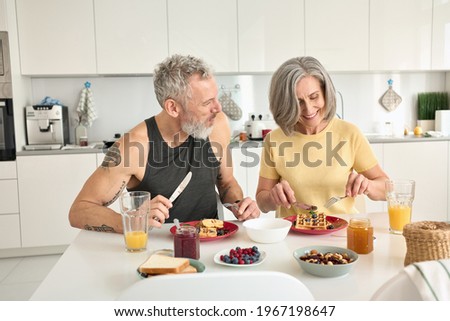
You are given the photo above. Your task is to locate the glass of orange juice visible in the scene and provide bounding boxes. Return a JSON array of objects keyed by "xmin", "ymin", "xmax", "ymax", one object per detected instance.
[
  {"xmin": 119, "ymin": 191, "xmax": 150, "ymax": 252},
  {"xmin": 385, "ymin": 180, "xmax": 415, "ymax": 234}
]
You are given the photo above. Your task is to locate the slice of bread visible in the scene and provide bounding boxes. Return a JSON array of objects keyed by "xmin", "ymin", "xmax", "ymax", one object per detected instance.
[
  {"xmin": 180, "ymin": 265, "xmax": 197, "ymax": 274},
  {"xmin": 139, "ymin": 254, "xmax": 190, "ymax": 275}
]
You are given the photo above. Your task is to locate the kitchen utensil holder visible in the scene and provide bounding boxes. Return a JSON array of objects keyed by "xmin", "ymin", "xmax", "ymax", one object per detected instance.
[{"xmin": 403, "ymin": 221, "xmax": 450, "ymax": 266}]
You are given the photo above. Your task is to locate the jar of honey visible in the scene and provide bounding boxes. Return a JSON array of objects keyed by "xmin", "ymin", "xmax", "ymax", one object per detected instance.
[{"xmin": 347, "ymin": 217, "xmax": 373, "ymax": 254}]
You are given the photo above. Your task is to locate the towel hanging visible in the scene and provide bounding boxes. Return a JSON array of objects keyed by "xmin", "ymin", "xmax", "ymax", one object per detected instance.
[
  {"xmin": 219, "ymin": 91, "xmax": 242, "ymax": 121},
  {"xmin": 379, "ymin": 79, "xmax": 402, "ymax": 112},
  {"xmin": 76, "ymin": 81, "xmax": 98, "ymax": 127}
]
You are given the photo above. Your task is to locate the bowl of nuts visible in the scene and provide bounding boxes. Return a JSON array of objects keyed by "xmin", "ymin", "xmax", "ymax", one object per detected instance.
[{"xmin": 293, "ymin": 245, "xmax": 358, "ymax": 278}]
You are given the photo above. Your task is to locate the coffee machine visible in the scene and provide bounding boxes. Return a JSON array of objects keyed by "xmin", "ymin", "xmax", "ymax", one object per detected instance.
[{"xmin": 24, "ymin": 105, "xmax": 69, "ymax": 150}]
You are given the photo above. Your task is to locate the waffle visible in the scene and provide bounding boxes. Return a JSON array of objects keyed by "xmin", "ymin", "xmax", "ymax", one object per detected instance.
[
  {"xmin": 196, "ymin": 219, "xmax": 224, "ymax": 238},
  {"xmin": 295, "ymin": 212, "xmax": 329, "ymax": 230},
  {"xmin": 199, "ymin": 227, "xmax": 217, "ymax": 238}
]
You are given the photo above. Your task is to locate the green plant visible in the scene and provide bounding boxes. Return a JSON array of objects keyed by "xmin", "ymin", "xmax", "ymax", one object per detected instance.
[{"xmin": 417, "ymin": 92, "xmax": 449, "ymax": 120}]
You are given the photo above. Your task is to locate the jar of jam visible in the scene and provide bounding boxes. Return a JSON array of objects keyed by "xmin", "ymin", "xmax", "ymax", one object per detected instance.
[
  {"xmin": 347, "ymin": 217, "xmax": 373, "ymax": 254},
  {"xmin": 174, "ymin": 225, "xmax": 200, "ymax": 259}
]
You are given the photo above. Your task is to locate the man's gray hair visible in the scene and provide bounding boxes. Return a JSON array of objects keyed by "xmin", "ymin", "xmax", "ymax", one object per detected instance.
[
  {"xmin": 153, "ymin": 54, "xmax": 213, "ymax": 109},
  {"xmin": 269, "ymin": 56, "xmax": 336, "ymax": 136}
]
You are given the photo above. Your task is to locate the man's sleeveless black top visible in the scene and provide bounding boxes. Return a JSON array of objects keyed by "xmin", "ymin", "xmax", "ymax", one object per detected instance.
[{"xmin": 129, "ymin": 117, "xmax": 220, "ymax": 223}]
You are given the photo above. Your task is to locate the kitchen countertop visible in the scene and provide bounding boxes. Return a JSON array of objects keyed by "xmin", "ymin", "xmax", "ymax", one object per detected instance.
[
  {"xmin": 16, "ymin": 142, "xmax": 106, "ymax": 156},
  {"xmin": 30, "ymin": 212, "xmax": 406, "ymax": 301},
  {"xmin": 229, "ymin": 134, "xmax": 450, "ymax": 148},
  {"xmin": 16, "ymin": 134, "xmax": 450, "ymax": 157}
]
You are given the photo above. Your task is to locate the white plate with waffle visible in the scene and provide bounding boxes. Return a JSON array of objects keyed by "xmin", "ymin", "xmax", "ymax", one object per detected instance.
[{"xmin": 284, "ymin": 215, "xmax": 348, "ymax": 235}]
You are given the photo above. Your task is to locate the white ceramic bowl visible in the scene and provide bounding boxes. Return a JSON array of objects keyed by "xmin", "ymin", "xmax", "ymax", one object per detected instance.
[
  {"xmin": 243, "ymin": 218, "xmax": 291, "ymax": 243},
  {"xmin": 293, "ymin": 245, "xmax": 358, "ymax": 278}
]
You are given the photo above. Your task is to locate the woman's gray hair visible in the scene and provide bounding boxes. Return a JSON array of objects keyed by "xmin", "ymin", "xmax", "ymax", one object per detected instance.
[
  {"xmin": 153, "ymin": 54, "xmax": 213, "ymax": 109},
  {"xmin": 269, "ymin": 56, "xmax": 336, "ymax": 136}
]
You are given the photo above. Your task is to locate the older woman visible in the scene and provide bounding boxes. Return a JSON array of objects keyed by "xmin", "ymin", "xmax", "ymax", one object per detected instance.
[{"xmin": 256, "ymin": 56, "xmax": 389, "ymax": 216}]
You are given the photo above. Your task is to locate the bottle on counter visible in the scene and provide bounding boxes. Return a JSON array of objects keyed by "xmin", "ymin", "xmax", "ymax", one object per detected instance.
[
  {"xmin": 75, "ymin": 122, "xmax": 88, "ymax": 146},
  {"xmin": 347, "ymin": 217, "xmax": 374, "ymax": 254}
]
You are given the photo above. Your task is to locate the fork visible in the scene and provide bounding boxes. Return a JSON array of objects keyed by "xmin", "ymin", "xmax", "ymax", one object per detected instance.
[
  {"xmin": 223, "ymin": 202, "xmax": 239, "ymax": 210},
  {"xmin": 323, "ymin": 195, "xmax": 347, "ymax": 208}
]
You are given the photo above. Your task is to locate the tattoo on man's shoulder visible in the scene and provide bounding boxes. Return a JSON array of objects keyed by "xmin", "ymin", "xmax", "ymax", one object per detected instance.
[
  {"xmin": 103, "ymin": 181, "xmax": 127, "ymax": 206},
  {"xmin": 101, "ymin": 142, "xmax": 121, "ymax": 168},
  {"xmin": 84, "ymin": 224, "xmax": 115, "ymax": 233}
]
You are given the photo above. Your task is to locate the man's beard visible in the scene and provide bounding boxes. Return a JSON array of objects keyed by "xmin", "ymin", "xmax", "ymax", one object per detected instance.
[{"xmin": 181, "ymin": 114, "xmax": 213, "ymax": 140}]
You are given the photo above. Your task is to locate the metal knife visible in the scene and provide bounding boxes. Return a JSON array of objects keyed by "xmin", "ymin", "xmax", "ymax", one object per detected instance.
[{"xmin": 168, "ymin": 171, "xmax": 192, "ymax": 203}]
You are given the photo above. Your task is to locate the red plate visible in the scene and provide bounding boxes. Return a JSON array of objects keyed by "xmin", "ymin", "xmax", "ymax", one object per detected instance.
[
  {"xmin": 284, "ymin": 215, "xmax": 348, "ymax": 235},
  {"xmin": 169, "ymin": 221, "xmax": 239, "ymax": 242}
]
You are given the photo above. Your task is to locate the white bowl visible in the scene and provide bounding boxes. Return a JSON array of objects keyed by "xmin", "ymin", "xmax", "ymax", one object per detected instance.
[
  {"xmin": 293, "ymin": 245, "xmax": 358, "ymax": 278},
  {"xmin": 243, "ymin": 218, "xmax": 291, "ymax": 243}
]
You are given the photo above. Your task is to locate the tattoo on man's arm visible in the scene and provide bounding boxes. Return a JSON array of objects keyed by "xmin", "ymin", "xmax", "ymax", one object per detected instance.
[
  {"xmin": 220, "ymin": 187, "xmax": 231, "ymax": 203},
  {"xmin": 84, "ymin": 224, "xmax": 115, "ymax": 233},
  {"xmin": 101, "ymin": 142, "xmax": 121, "ymax": 168},
  {"xmin": 103, "ymin": 180, "xmax": 127, "ymax": 207}
]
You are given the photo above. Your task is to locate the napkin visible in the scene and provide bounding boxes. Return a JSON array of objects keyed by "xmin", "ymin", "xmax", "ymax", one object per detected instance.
[
  {"xmin": 76, "ymin": 81, "xmax": 98, "ymax": 127},
  {"xmin": 404, "ymin": 259, "xmax": 450, "ymax": 301}
]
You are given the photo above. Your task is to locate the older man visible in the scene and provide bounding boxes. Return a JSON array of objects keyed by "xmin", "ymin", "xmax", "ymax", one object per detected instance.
[{"xmin": 69, "ymin": 54, "xmax": 260, "ymax": 233}]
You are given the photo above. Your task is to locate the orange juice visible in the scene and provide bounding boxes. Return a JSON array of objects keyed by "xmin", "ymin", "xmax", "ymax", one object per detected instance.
[
  {"xmin": 125, "ymin": 231, "xmax": 148, "ymax": 251},
  {"xmin": 388, "ymin": 205, "xmax": 411, "ymax": 234}
]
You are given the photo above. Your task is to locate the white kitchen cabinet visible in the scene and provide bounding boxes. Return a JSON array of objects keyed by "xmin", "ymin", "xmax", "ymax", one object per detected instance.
[
  {"xmin": 0, "ymin": 180, "xmax": 19, "ymax": 214},
  {"xmin": 0, "ymin": 0, "xmax": 7, "ymax": 31},
  {"xmin": 431, "ymin": 0, "xmax": 450, "ymax": 70},
  {"xmin": 383, "ymin": 141, "xmax": 448, "ymax": 222},
  {"xmin": 231, "ymin": 147, "xmax": 247, "ymax": 195},
  {"xmin": 245, "ymin": 147, "xmax": 262, "ymax": 200},
  {"xmin": 0, "ymin": 161, "xmax": 20, "ymax": 249},
  {"xmin": 17, "ymin": 154, "xmax": 97, "ymax": 247},
  {"xmin": 238, "ymin": 0, "xmax": 304, "ymax": 72},
  {"xmin": 16, "ymin": 0, "xmax": 96, "ymax": 75},
  {"xmin": 94, "ymin": 0, "xmax": 168, "ymax": 74},
  {"xmin": 370, "ymin": 0, "xmax": 433, "ymax": 71},
  {"xmin": 305, "ymin": 0, "xmax": 369, "ymax": 71},
  {"xmin": 365, "ymin": 143, "xmax": 385, "ymax": 213},
  {"xmin": 0, "ymin": 214, "xmax": 21, "ymax": 249},
  {"xmin": 168, "ymin": 0, "xmax": 238, "ymax": 72}
]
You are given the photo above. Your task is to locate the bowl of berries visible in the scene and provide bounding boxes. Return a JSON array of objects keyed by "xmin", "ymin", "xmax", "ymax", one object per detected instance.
[
  {"xmin": 243, "ymin": 218, "xmax": 291, "ymax": 243},
  {"xmin": 214, "ymin": 246, "xmax": 266, "ymax": 267},
  {"xmin": 293, "ymin": 245, "xmax": 358, "ymax": 278}
]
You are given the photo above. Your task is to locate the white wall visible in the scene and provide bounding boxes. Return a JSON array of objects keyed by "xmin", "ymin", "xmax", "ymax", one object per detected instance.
[{"xmin": 26, "ymin": 71, "xmax": 447, "ymax": 147}]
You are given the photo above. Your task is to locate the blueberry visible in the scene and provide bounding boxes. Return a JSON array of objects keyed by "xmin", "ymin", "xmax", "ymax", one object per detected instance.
[
  {"xmin": 231, "ymin": 257, "xmax": 239, "ymax": 264},
  {"xmin": 252, "ymin": 246, "xmax": 258, "ymax": 252}
]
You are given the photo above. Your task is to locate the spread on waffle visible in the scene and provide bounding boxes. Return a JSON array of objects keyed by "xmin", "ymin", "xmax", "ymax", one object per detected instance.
[
  {"xmin": 196, "ymin": 219, "xmax": 226, "ymax": 238},
  {"xmin": 295, "ymin": 207, "xmax": 334, "ymax": 230}
]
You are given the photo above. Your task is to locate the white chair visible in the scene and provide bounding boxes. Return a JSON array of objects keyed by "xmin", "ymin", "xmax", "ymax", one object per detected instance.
[
  {"xmin": 117, "ymin": 271, "xmax": 315, "ymax": 301},
  {"xmin": 372, "ymin": 259, "xmax": 450, "ymax": 301},
  {"xmin": 371, "ymin": 270, "xmax": 422, "ymax": 300}
]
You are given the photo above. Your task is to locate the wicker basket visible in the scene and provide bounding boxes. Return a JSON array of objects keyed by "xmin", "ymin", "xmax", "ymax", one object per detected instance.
[{"xmin": 403, "ymin": 221, "xmax": 450, "ymax": 266}]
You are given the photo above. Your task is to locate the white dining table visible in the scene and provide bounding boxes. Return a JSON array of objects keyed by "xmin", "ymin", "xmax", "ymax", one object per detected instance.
[{"xmin": 30, "ymin": 212, "xmax": 407, "ymax": 301}]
